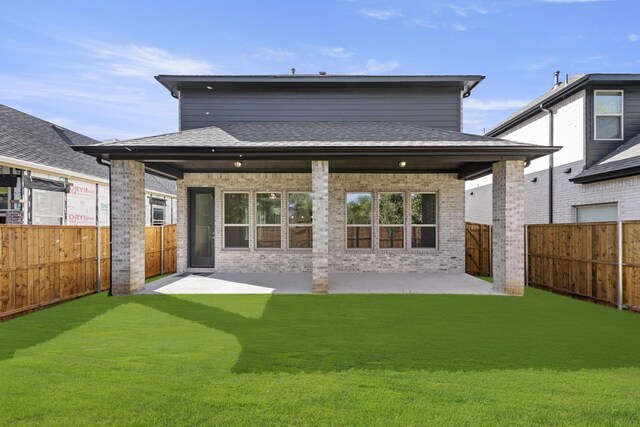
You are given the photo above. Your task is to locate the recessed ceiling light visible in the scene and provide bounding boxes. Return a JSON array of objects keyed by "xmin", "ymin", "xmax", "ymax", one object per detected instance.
[
  {"xmin": 398, "ymin": 161, "xmax": 407, "ymax": 168},
  {"xmin": 206, "ymin": 85, "xmax": 213, "ymax": 90},
  {"xmin": 234, "ymin": 161, "xmax": 242, "ymax": 168}
]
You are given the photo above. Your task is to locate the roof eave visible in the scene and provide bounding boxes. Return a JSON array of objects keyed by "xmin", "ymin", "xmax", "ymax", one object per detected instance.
[{"xmin": 570, "ymin": 165, "xmax": 640, "ymax": 184}]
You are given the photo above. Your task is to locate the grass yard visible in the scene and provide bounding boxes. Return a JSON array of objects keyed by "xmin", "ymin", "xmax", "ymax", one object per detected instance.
[{"xmin": 2, "ymin": 288, "xmax": 640, "ymax": 426}]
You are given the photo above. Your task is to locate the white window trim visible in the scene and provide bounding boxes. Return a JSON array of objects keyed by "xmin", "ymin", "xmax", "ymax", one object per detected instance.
[
  {"xmin": 222, "ymin": 191, "xmax": 250, "ymax": 249},
  {"xmin": 345, "ymin": 192, "xmax": 373, "ymax": 250},
  {"xmin": 410, "ymin": 192, "xmax": 438, "ymax": 250},
  {"xmin": 594, "ymin": 90, "xmax": 624, "ymax": 141},
  {"xmin": 255, "ymin": 192, "xmax": 282, "ymax": 250},
  {"xmin": 287, "ymin": 191, "xmax": 313, "ymax": 250},
  {"xmin": 573, "ymin": 202, "xmax": 619, "ymax": 223},
  {"xmin": 378, "ymin": 192, "xmax": 405, "ymax": 250}
]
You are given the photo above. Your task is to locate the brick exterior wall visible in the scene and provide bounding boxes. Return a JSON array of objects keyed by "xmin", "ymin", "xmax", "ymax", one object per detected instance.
[
  {"xmin": 110, "ymin": 160, "xmax": 146, "ymax": 295},
  {"xmin": 492, "ymin": 160, "xmax": 525, "ymax": 295},
  {"xmin": 177, "ymin": 171, "xmax": 465, "ymax": 276},
  {"xmin": 467, "ymin": 159, "xmax": 640, "ymax": 224}
]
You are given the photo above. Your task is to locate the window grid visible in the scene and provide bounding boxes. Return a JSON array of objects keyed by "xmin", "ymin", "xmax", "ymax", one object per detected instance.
[
  {"xmin": 255, "ymin": 192, "xmax": 282, "ymax": 249},
  {"xmin": 594, "ymin": 90, "xmax": 624, "ymax": 141},
  {"xmin": 378, "ymin": 192, "xmax": 404, "ymax": 249},
  {"xmin": 223, "ymin": 191, "xmax": 250, "ymax": 249},
  {"xmin": 287, "ymin": 192, "xmax": 313, "ymax": 249},
  {"xmin": 346, "ymin": 192, "xmax": 373, "ymax": 249},
  {"xmin": 410, "ymin": 192, "xmax": 438, "ymax": 249}
]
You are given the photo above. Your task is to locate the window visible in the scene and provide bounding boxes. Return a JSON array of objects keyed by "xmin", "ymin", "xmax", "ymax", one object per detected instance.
[
  {"xmin": 32, "ymin": 189, "xmax": 64, "ymax": 225},
  {"xmin": 256, "ymin": 192, "xmax": 281, "ymax": 248},
  {"xmin": 575, "ymin": 203, "xmax": 618, "ymax": 223},
  {"xmin": 410, "ymin": 193, "xmax": 437, "ymax": 248},
  {"xmin": 346, "ymin": 192, "xmax": 372, "ymax": 249},
  {"xmin": 595, "ymin": 90, "xmax": 623, "ymax": 140},
  {"xmin": 152, "ymin": 206, "xmax": 165, "ymax": 226},
  {"xmin": 223, "ymin": 192, "xmax": 249, "ymax": 248},
  {"xmin": 0, "ymin": 186, "xmax": 7, "ymax": 210},
  {"xmin": 288, "ymin": 192, "xmax": 312, "ymax": 248},
  {"xmin": 379, "ymin": 193, "xmax": 404, "ymax": 248}
]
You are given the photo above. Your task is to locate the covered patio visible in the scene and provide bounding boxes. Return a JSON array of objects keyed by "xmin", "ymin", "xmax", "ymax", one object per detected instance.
[
  {"xmin": 73, "ymin": 121, "xmax": 557, "ymax": 296},
  {"xmin": 139, "ymin": 272, "xmax": 499, "ymax": 295}
]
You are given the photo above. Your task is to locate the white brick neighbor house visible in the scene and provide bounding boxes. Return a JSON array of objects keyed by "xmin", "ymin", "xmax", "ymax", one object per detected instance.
[
  {"xmin": 73, "ymin": 75, "xmax": 556, "ymax": 295},
  {"xmin": 466, "ymin": 73, "xmax": 640, "ymax": 225}
]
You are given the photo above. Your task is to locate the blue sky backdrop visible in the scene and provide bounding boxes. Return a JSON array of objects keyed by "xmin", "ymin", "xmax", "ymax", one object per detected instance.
[{"xmin": 1, "ymin": 0, "xmax": 638, "ymax": 140}]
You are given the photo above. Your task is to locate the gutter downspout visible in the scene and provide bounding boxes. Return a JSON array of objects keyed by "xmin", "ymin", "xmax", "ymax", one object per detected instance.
[
  {"xmin": 540, "ymin": 104, "xmax": 554, "ymax": 224},
  {"xmin": 97, "ymin": 158, "xmax": 113, "ymax": 297}
]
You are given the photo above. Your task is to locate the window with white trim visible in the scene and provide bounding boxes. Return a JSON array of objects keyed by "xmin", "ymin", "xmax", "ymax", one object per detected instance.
[
  {"xmin": 346, "ymin": 192, "xmax": 372, "ymax": 249},
  {"xmin": 378, "ymin": 192, "xmax": 404, "ymax": 249},
  {"xmin": 223, "ymin": 192, "xmax": 249, "ymax": 248},
  {"xmin": 595, "ymin": 90, "xmax": 623, "ymax": 140},
  {"xmin": 410, "ymin": 193, "xmax": 437, "ymax": 248},
  {"xmin": 288, "ymin": 192, "xmax": 312, "ymax": 248},
  {"xmin": 256, "ymin": 192, "xmax": 282, "ymax": 248}
]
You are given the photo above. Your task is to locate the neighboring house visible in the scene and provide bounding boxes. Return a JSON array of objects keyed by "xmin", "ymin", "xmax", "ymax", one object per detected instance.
[
  {"xmin": 0, "ymin": 104, "xmax": 177, "ymax": 225},
  {"xmin": 466, "ymin": 73, "xmax": 640, "ymax": 224},
  {"xmin": 73, "ymin": 74, "xmax": 556, "ymax": 295}
]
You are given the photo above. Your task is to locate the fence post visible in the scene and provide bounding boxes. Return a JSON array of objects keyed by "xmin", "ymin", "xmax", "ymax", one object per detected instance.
[
  {"xmin": 96, "ymin": 224, "xmax": 102, "ymax": 292},
  {"xmin": 161, "ymin": 224, "xmax": 165, "ymax": 276},
  {"xmin": 617, "ymin": 220, "xmax": 623, "ymax": 310}
]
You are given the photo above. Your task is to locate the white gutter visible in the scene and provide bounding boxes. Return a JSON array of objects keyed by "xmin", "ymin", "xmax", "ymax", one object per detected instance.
[{"xmin": 0, "ymin": 155, "xmax": 176, "ymax": 198}]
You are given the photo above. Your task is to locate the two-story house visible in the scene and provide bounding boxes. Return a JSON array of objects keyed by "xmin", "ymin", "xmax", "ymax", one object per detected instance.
[
  {"xmin": 466, "ymin": 73, "xmax": 640, "ymax": 224},
  {"xmin": 72, "ymin": 74, "xmax": 556, "ymax": 295}
]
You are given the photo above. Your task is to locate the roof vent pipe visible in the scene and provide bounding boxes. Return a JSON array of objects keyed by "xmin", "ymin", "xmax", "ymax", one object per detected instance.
[{"xmin": 553, "ymin": 70, "xmax": 561, "ymax": 88}]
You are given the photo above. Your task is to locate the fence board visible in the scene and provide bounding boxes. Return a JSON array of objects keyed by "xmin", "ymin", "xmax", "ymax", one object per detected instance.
[{"xmin": 0, "ymin": 224, "xmax": 178, "ymax": 319}]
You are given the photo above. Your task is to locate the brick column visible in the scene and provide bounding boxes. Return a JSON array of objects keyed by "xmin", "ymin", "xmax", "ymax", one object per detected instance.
[
  {"xmin": 492, "ymin": 160, "xmax": 525, "ymax": 295},
  {"xmin": 110, "ymin": 160, "xmax": 146, "ymax": 295},
  {"xmin": 312, "ymin": 160, "xmax": 329, "ymax": 293}
]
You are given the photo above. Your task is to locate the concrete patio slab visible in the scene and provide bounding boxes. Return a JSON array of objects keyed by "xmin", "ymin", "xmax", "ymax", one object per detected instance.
[{"xmin": 139, "ymin": 272, "xmax": 500, "ymax": 295}]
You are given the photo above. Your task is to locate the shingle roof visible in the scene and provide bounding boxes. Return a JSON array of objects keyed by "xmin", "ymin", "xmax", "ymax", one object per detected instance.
[
  {"xmin": 0, "ymin": 104, "xmax": 176, "ymax": 194},
  {"xmin": 94, "ymin": 121, "xmax": 535, "ymax": 149},
  {"xmin": 572, "ymin": 132, "xmax": 640, "ymax": 183}
]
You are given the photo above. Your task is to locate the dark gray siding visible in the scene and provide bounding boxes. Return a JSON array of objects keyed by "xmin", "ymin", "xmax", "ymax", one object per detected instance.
[
  {"xmin": 179, "ymin": 88, "xmax": 461, "ymax": 131},
  {"xmin": 585, "ymin": 86, "xmax": 640, "ymax": 167}
]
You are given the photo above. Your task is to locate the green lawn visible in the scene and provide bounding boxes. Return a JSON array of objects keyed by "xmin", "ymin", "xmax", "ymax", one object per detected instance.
[{"xmin": 2, "ymin": 289, "xmax": 640, "ymax": 426}]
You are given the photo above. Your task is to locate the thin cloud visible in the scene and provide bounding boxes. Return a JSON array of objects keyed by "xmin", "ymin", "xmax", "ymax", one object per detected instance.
[
  {"xmin": 357, "ymin": 9, "xmax": 404, "ymax": 20},
  {"xmin": 508, "ymin": 57, "xmax": 554, "ymax": 71},
  {"xmin": 628, "ymin": 33, "xmax": 639, "ymax": 42},
  {"xmin": 318, "ymin": 46, "xmax": 353, "ymax": 59},
  {"xmin": 365, "ymin": 59, "xmax": 399, "ymax": 73},
  {"xmin": 451, "ymin": 23, "xmax": 468, "ymax": 32},
  {"xmin": 88, "ymin": 44, "xmax": 214, "ymax": 77},
  {"xmin": 465, "ymin": 99, "xmax": 530, "ymax": 112},
  {"xmin": 448, "ymin": 4, "xmax": 490, "ymax": 17}
]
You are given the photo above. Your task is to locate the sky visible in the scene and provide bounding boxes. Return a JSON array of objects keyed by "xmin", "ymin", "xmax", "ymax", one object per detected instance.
[{"xmin": 0, "ymin": 0, "xmax": 638, "ymax": 141}]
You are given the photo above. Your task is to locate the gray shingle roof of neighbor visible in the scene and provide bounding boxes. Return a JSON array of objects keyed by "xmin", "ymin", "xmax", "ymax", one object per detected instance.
[
  {"xmin": 572, "ymin": 132, "xmax": 640, "ymax": 183},
  {"xmin": 0, "ymin": 104, "xmax": 176, "ymax": 194},
  {"xmin": 92, "ymin": 121, "xmax": 536, "ymax": 148}
]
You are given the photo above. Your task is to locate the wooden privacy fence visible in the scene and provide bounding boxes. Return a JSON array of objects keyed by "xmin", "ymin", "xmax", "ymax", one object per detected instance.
[
  {"xmin": 465, "ymin": 222, "xmax": 492, "ymax": 277},
  {"xmin": 527, "ymin": 222, "xmax": 640, "ymax": 311},
  {"xmin": 0, "ymin": 224, "xmax": 177, "ymax": 319}
]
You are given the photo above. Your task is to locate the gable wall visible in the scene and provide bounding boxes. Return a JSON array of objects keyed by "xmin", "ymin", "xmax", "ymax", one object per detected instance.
[{"xmin": 179, "ymin": 87, "xmax": 462, "ymax": 131}]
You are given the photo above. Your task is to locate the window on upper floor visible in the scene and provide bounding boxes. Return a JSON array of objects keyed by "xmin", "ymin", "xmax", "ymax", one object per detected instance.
[{"xmin": 594, "ymin": 90, "xmax": 623, "ymax": 140}]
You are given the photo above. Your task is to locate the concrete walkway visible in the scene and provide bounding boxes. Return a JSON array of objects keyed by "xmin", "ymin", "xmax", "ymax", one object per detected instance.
[{"xmin": 139, "ymin": 272, "xmax": 500, "ymax": 295}]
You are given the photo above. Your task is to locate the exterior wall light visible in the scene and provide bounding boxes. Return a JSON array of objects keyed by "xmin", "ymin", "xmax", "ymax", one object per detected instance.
[
  {"xmin": 234, "ymin": 161, "xmax": 242, "ymax": 168},
  {"xmin": 398, "ymin": 161, "xmax": 407, "ymax": 168}
]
